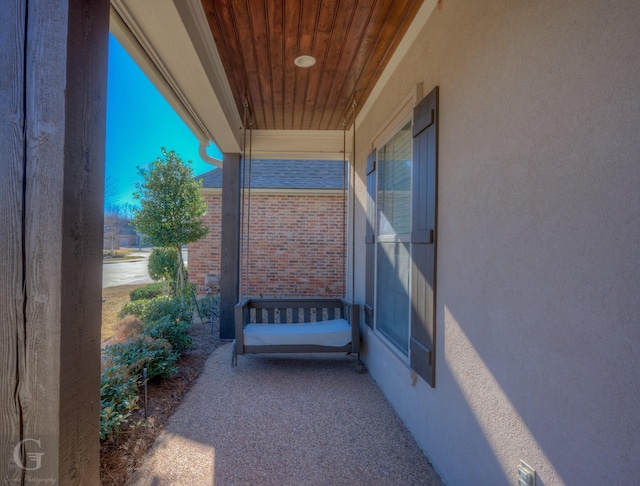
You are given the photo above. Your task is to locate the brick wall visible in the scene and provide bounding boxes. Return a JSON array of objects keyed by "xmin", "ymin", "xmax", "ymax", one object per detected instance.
[
  {"xmin": 188, "ymin": 191, "xmax": 346, "ymax": 298},
  {"xmin": 188, "ymin": 193, "xmax": 222, "ymax": 291}
]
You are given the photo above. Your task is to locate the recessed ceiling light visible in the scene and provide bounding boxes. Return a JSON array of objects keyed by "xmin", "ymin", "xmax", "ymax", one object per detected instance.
[{"xmin": 294, "ymin": 55, "xmax": 316, "ymax": 68}]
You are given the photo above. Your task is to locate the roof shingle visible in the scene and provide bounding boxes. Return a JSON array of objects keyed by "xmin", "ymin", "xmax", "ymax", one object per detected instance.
[{"xmin": 198, "ymin": 159, "xmax": 346, "ymax": 190}]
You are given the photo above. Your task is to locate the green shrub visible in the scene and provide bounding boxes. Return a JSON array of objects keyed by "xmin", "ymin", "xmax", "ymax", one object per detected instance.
[
  {"xmin": 104, "ymin": 335, "xmax": 179, "ymax": 380},
  {"xmin": 118, "ymin": 295, "xmax": 192, "ymax": 324},
  {"xmin": 100, "ymin": 366, "xmax": 139, "ymax": 441},
  {"xmin": 148, "ymin": 247, "xmax": 179, "ymax": 283},
  {"xmin": 144, "ymin": 295, "xmax": 193, "ymax": 324},
  {"xmin": 142, "ymin": 316, "xmax": 192, "ymax": 353},
  {"xmin": 130, "ymin": 282, "xmax": 163, "ymax": 301},
  {"xmin": 118, "ymin": 298, "xmax": 150, "ymax": 319}
]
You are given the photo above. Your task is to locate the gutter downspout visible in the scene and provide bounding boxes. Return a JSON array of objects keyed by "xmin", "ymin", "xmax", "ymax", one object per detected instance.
[{"xmin": 199, "ymin": 139, "xmax": 223, "ymax": 168}]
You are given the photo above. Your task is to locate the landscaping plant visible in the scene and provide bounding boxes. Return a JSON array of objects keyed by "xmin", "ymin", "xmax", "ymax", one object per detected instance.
[
  {"xmin": 200, "ymin": 294, "xmax": 220, "ymax": 322},
  {"xmin": 142, "ymin": 295, "xmax": 193, "ymax": 324},
  {"xmin": 141, "ymin": 316, "xmax": 192, "ymax": 353},
  {"xmin": 104, "ymin": 335, "xmax": 179, "ymax": 381},
  {"xmin": 118, "ymin": 298, "xmax": 150, "ymax": 320},
  {"xmin": 102, "ymin": 291, "xmax": 197, "ymax": 442},
  {"xmin": 132, "ymin": 148, "xmax": 208, "ymax": 297},
  {"xmin": 148, "ymin": 247, "xmax": 179, "ymax": 294},
  {"xmin": 119, "ymin": 294, "xmax": 193, "ymax": 323},
  {"xmin": 100, "ymin": 366, "xmax": 140, "ymax": 441},
  {"xmin": 129, "ymin": 282, "xmax": 163, "ymax": 301}
]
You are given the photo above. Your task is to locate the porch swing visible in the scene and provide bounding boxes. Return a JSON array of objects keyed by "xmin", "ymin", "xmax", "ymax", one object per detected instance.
[{"xmin": 232, "ymin": 103, "xmax": 360, "ymax": 367}]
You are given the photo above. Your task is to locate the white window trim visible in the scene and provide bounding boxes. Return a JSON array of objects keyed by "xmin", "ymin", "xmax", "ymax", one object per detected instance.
[{"xmin": 369, "ymin": 83, "xmax": 422, "ymax": 150}]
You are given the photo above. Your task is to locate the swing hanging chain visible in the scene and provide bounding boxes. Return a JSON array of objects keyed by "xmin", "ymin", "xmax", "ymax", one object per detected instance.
[
  {"xmin": 343, "ymin": 119, "xmax": 347, "ymax": 299},
  {"xmin": 245, "ymin": 120, "xmax": 253, "ymax": 298},
  {"xmin": 240, "ymin": 102, "xmax": 248, "ymax": 298},
  {"xmin": 350, "ymin": 101, "xmax": 357, "ymax": 302}
]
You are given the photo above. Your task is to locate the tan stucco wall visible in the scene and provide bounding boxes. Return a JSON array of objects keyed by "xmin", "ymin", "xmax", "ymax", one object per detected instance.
[{"xmin": 354, "ymin": 1, "xmax": 640, "ymax": 484}]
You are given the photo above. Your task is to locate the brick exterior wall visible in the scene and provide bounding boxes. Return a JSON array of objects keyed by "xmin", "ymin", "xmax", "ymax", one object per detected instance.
[
  {"xmin": 188, "ymin": 191, "xmax": 346, "ymax": 298},
  {"xmin": 188, "ymin": 192, "xmax": 222, "ymax": 291}
]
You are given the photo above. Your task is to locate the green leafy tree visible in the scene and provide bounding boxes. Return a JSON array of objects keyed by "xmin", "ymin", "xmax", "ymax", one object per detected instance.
[{"xmin": 133, "ymin": 148, "xmax": 208, "ymax": 295}]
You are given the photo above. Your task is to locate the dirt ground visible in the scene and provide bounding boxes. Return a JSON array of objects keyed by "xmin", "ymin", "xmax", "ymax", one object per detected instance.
[{"xmin": 100, "ymin": 318, "xmax": 224, "ymax": 485}]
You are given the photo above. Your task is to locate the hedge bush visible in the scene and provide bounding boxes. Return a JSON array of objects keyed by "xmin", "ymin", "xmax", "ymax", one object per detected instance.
[
  {"xmin": 102, "ymin": 293, "xmax": 197, "ymax": 441},
  {"xmin": 100, "ymin": 366, "xmax": 139, "ymax": 441},
  {"xmin": 130, "ymin": 282, "xmax": 163, "ymax": 301},
  {"xmin": 119, "ymin": 295, "xmax": 193, "ymax": 325},
  {"xmin": 144, "ymin": 295, "xmax": 193, "ymax": 324},
  {"xmin": 142, "ymin": 316, "xmax": 192, "ymax": 353},
  {"xmin": 104, "ymin": 335, "xmax": 179, "ymax": 380},
  {"xmin": 118, "ymin": 298, "xmax": 150, "ymax": 320}
]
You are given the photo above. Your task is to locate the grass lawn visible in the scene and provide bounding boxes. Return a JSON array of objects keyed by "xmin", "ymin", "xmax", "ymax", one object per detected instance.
[{"xmin": 101, "ymin": 284, "xmax": 145, "ymax": 341}]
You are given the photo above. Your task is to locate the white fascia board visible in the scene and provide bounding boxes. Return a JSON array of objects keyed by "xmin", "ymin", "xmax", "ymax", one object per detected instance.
[
  {"xmin": 247, "ymin": 129, "xmax": 354, "ymax": 161},
  {"xmin": 355, "ymin": 0, "xmax": 438, "ymax": 129},
  {"xmin": 110, "ymin": 0, "xmax": 242, "ymax": 158}
]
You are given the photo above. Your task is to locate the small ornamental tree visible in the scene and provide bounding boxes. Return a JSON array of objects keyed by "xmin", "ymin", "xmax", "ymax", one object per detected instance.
[
  {"xmin": 148, "ymin": 247, "xmax": 179, "ymax": 294},
  {"xmin": 133, "ymin": 148, "xmax": 208, "ymax": 295}
]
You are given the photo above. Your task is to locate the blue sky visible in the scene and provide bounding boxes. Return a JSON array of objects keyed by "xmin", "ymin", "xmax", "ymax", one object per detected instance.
[{"xmin": 106, "ymin": 34, "xmax": 222, "ymax": 208}]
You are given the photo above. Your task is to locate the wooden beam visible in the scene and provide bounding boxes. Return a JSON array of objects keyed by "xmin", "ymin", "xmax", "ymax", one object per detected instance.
[
  {"xmin": 0, "ymin": 0, "xmax": 109, "ymax": 483},
  {"xmin": 0, "ymin": 2, "xmax": 27, "ymax": 481},
  {"xmin": 220, "ymin": 153, "xmax": 242, "ymax": 339}
]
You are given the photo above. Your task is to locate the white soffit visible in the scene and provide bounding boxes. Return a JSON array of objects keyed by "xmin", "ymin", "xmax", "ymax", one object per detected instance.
[{"xmin": 110, "ymin": 0, "xmax": 242, "ymax": 155}]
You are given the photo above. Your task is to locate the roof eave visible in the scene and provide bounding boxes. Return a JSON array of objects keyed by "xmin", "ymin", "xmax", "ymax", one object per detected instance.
[{"xmin": 110, "ymin": 0, "xmax": 242, "ymax": 159}]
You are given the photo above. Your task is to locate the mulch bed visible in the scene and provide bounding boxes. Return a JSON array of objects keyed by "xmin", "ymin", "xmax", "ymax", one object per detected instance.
[{"xmin": 100, "ymin": 319, "xmax": 225, "ymax": 486}]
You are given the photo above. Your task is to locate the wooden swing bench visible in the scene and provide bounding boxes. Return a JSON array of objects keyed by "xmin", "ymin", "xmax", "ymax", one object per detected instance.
[{"xmin": 232, "ymin": 298, "xmax": 360, "ymax": 366}]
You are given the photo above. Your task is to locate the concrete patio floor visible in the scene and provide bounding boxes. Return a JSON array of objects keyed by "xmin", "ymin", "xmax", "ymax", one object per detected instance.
[{"xmin": 131, "ymin": 343, "xmax": 443, "ymax": 485}]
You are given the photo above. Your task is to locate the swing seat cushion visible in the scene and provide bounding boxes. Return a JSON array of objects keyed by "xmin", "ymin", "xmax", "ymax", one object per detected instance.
[{"xmin": 243, "ymin": 319, "xmax": 352, "ymax": 347}]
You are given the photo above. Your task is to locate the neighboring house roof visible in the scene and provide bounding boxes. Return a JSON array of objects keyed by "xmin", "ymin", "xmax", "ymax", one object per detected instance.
[{"xmin": 197, "ymin": 159, "xmax": 347, "ymax": 190}]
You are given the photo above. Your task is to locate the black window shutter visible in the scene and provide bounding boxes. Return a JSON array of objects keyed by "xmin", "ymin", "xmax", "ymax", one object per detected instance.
[
  {"xmin": 364, "ymin": 149, "xmax": 376, "ymax": 327},
  {"xmin": 410, "ymin": 86, "xmax": 438, "ymax": 387}
]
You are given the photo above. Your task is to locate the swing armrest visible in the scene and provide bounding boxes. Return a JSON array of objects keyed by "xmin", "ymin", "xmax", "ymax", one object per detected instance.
[
  {"xmin": 234, "ymin": 298, "xmax": 251, "ymax": 351},
  {"xmin": 343, "ymin": 300, "xmax": 360, "ymax": 354}
]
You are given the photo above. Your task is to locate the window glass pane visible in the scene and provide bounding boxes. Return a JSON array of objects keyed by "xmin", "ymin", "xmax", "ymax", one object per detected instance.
[
  {"xmin": 376, "ymin": 242, "xmax": 410, "ymax": 355},
  {"xmin": 377, "ymin": 122, "xmax": 412, "ymax": 236}
]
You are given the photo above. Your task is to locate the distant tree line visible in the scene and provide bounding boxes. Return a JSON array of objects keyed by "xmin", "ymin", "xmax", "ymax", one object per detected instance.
[{"xmin": 104, "ymin": 203, "xmax": 138, "ymax": 250}]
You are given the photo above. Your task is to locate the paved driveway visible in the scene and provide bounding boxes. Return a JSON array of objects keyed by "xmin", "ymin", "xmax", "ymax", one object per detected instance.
[
  {"xmin": 102, "ymin": 249, "xmax": 153, "ymax": 288},
  {"xmin": 102, "ymin": 249, "xmax": 188, "ymax": 288}
]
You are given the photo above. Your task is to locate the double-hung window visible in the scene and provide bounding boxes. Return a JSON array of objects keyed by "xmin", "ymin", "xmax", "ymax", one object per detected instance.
[
  {"xmin": 376, "ymin": 122, "xmax": 412, "ymax": 355},
  {"xmin": 364, "ymin": 86, "xmax": 439, "ymax": 387}
]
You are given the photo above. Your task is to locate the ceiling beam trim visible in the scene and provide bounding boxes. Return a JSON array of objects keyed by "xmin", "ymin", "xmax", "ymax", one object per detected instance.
[{"xmin": 246, "ymin": 129, "xmax": 354, "ymax": 161}]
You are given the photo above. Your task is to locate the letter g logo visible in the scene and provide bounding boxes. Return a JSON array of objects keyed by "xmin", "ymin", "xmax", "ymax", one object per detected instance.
[{"xmin": 13, "ymin": 438, "xmax": 45, "ymax": 471}]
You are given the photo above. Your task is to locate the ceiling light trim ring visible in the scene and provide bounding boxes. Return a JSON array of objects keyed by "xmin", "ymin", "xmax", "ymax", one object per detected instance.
[{"xmin": 294, "ymin": 55, "xmax": 316, "ymax": 68}]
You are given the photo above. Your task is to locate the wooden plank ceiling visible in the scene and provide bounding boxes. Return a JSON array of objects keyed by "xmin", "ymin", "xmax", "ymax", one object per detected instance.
[{"xmin": 201, "ymin": 0, "xmax": 424, "ymax": 130}]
